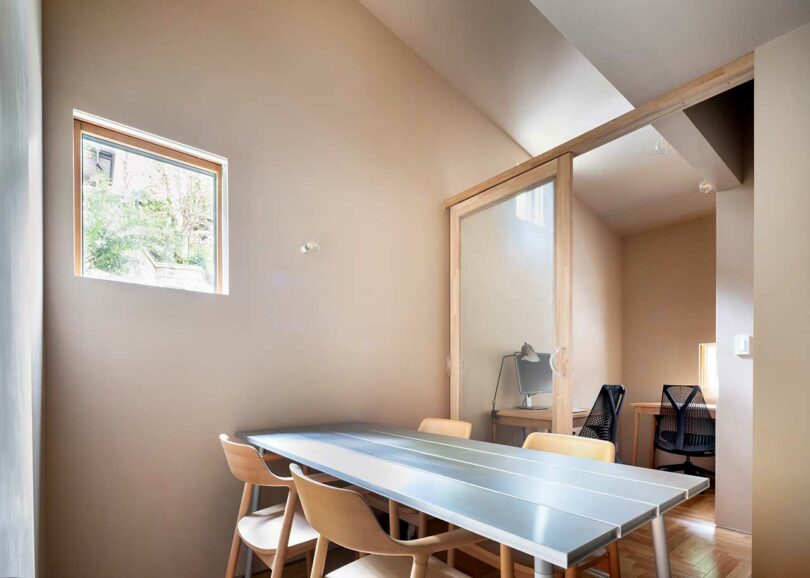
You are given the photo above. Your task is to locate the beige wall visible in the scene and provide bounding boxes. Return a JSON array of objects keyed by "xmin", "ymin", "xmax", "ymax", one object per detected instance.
[
  {"xmin": 715, "ymin": 154, "xmax": 754, "ymax": 533},
  {"xmin": 572, "ymin": 197, "xmax": 623, "ymax": 411},
  {"xmin": 619, "ymin": 216, "xmax": 716, "ymax": 465},
  {"xmin": 41, "ymin": 1, "xmax": 527, "ymax": 576},
  {"xmin": 753, "ymin": 21, "xmax": 810, "ymax": 575}
]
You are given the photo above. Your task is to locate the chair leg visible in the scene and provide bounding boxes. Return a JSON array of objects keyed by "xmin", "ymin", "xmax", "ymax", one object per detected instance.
[
  {"xmin": 411, "ymin": 555, "xmax": 429, "ymax": 578},
  {"xmin": 685, "ymin": 461, "xmax": 715, "ymax": 478},
  {"xmin": 225, "ymin": 528, "xmax": 241, "ymax": 578},
  {"xmin": 270, "ymin": 490, "xmax": 299, "ymax": 578},
  {"xmin": 306, "ymin": 549, "xmax": 314, "ymax": 577},
  {"xmin": 500, "ymin": 544, "xmax": 515, "ymax": 578},
  {"xmin": 310, "ymin": 536, "xmax": 329, "ymax": 578},
  {"xmin": 564, "ymin": 566, "xmax": 578, "ymax": 578},
  {"xmin": 417, "ymin": 511, "xmax": 428, "ymax": 538},
  {"xmin": 388, "ymin": 500, "xmax": 401, "ymax": 539},
  {"xmin": 446, "ymin": 523, "xmax": 456, "ymax": 567},
  {"xmin": 607, "ymin": 542, "xmax": 621, "ymax": 578},
  {"xmin": 226, "ymin": 483, "xmax": 254, "ymax": 578}
]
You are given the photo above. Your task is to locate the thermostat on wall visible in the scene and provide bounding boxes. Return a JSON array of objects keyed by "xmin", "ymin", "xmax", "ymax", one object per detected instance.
[{"xmin": 734, "ymin": 334, "xmax": 752, "ymax": 356}]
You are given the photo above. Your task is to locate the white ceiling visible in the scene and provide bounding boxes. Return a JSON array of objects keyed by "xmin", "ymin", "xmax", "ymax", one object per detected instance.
[
  {"xmin": 574, "ymin": 126, "xmax": 708, "ymax": 234},
  {"xmin": 529, "ymin": 0, "xmax": 810, "ymax": 105},
  {"xmin": 358, "ymin": 0, "xmax": 632, "ymax": 155},
  {"xmin": 359, "ymin": 0, "xmax": 810, "ymax": 235}
]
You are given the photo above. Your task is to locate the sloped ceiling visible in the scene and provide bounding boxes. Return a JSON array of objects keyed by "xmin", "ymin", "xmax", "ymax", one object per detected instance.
[
  {"xmin": 358, "ymin": 0, "xmax": 708, "ymax": 234},
  {"xmin": 358, "ymin": 0, "xmax": 631, "ymax": 155},
  {"xmin": 529, "ymin": 0, "xmax": 810, "ymax": 104},
  {"xmin": 531, "ymin": 0, "xmax": 810, "ymax": 197},
  {"xmin": 359, "ymin": 0, "xmax": 810, "ymax": 234}
]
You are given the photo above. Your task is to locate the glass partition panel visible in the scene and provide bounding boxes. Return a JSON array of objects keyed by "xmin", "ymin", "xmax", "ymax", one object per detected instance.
[{"xmin": 460, "ymin": 179, "xmax": 555, "ymax": 442}]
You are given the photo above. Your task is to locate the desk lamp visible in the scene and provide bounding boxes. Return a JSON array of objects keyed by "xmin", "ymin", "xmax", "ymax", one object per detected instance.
[{"xmin": 490, "ymin": 343, "xmax": 541, "ymax": 421}]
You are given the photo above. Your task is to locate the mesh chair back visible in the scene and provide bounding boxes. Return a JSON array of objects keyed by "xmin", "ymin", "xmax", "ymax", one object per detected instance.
[
  {"xmin": 579, "ymin": 384, "xmax": 626, "ymax": 443},
  {"xmin": 656, "ymin": 385, "xmax": 715, "ymax": 454}
]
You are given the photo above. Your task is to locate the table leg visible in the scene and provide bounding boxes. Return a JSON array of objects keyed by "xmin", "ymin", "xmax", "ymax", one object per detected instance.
[
  {"xmin": 631, "ymin": 409, "xmax": 639, "ymax": 465},
  {"xmin": 388, "ymin": 500, "xmax": 401, "ymax": 539},
  {"xmin": 534, "ymin": 557, "xmax": 554, "ymax": 578},
  {"xmin": 651, "ymin": 515, "xmax": 672, "ymax": 578},
  {"xmin": 245, "ymin": 449, "xmax": 264, "ymax": 578}
]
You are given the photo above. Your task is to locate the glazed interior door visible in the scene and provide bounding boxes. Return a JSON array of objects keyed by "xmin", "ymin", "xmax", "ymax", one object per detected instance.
[{"xmin": 450, "ymin": 155, "xmax": 572, "ymax": 442}]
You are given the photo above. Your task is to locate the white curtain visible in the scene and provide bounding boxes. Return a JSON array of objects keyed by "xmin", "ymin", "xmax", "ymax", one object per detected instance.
[{"xmin": 0, "ymin": 0, "xmax": 43, "ymax": 576}]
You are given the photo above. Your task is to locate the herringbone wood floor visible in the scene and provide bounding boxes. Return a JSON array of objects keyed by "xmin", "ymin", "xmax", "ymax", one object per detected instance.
[
  {"xmin": 251, "ymin": 490, "xmax": 751, "ymax": 578},
  {"xmin": 615, "ymin": 491, "xmax": 751, "ymax": 578}
]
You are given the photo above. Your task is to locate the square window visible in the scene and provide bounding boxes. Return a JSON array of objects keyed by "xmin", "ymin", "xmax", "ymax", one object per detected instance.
[
  {"xmin": 73, "ymin": 117, "xmax": 227, "ymax": 294},
  {"xmin": 699, "ymin": 343, "xmax": 718, "ymax": 401}
]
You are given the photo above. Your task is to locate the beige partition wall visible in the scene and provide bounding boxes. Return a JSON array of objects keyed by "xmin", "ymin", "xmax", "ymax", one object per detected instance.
[
  {"xmin": 619, "ymin": 216, "xmax": 716, "ymax": 467},
  {"xmin": 754, "ymin": 21, "xmax": 810, "ymax": 575},
  {"xmin": 715, "ymin": 150, "xmax": 754, "ymax": 534}
]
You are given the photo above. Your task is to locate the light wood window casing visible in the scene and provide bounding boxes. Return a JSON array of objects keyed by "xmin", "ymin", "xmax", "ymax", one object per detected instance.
[{"xmin": 73, "ymin": 117, "xmax": 227, "ymax": 294}]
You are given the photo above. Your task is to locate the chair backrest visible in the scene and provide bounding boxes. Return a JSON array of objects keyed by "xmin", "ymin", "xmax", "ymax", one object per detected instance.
[
  {"xmin": 290, "ymin": 464, "xmax": 407, "ymax": 556},
  {"xmin": 579, "ymin": 384, "xmax": 626, "ymax": 443},
  {"xmin": 523, "ymin": 432, "xmax": 615, "ymax": 463},
  {"xmin": 418, "ymin": 417, "xmax": 472, "ymax": 439},
  {"xmin": 656, "ymin": 385, "xmax": 715, "ymax": 451},
  {"xmin": 220, "ymin": 434, "xmax": 289, "ymax": 487}
]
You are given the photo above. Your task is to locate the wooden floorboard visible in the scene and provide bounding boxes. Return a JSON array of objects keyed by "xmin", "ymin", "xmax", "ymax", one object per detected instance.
[
  {"xmin": 617, "ymin": 491, "xmax": 751, "ymax": 578},
  {"xmin": 248, "ymin": 490, "xmax": 751, "ymax": 578}
]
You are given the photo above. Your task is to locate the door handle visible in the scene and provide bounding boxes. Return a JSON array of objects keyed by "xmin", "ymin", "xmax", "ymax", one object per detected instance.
[{"xmin": 550, "ymin": 346, "xmax": 567, "ymax": 377}]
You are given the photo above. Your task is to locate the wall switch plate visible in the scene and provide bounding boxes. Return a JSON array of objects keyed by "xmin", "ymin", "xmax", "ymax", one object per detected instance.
[{"xmin": 734, "ymin": 334, "xmax": 752, "ymax": 356}]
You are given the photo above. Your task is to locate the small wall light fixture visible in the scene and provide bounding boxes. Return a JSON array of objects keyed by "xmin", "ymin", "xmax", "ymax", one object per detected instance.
[
  {"xmin": 654, "ymin": 136, "xmax": 670, "ymax": 155},
  {"xmin": 300, "ymin": 240, "xmax": 320, "ymax": 254},
  {"xmin": 698, "ymin": 179, "xmax": 716, "ymax": 195}
]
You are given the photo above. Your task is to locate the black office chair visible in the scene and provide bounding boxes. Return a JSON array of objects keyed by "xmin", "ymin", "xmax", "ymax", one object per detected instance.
[
  {"xmin": 579, "ymin": 384, "xmax": 626, "ymax": 445},
  {"xmin": 654, "ymin": 385, "xmax": 715, "ymax": 477}
]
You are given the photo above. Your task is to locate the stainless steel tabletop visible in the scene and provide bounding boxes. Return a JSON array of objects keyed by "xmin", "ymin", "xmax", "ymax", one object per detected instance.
[{"xmin": 239, "ymin": 422, "xmax": 708, "ymax": 570}]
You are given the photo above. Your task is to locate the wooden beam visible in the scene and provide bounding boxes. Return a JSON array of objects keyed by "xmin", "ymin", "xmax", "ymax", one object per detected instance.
[
  {"xmin": 551, "ymin": 154, "xmax": 573, "ymax": 435},
  {"xmin": 443, "ymin": 52, "xmax": 754, "ymax": 209}
]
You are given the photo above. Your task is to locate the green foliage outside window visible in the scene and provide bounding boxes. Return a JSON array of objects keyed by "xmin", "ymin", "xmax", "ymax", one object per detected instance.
[{"xmin": 81, "ymin": 138, "xmax": 216, "ymax": 291}]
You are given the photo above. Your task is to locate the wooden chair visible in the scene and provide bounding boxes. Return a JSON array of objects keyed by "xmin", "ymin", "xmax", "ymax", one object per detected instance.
[
  {"xmin": 290, "ymin": 463, "xmax": 487, "ymax": 578},
  {"xmin": 379, "ymin": 418, "xmax": 472, "ymax": 539},
  {"xmin": 458, "ymin": 433, "xmax": 621, "ymax": 578},
  {"xmin": 220, "ymin": 434, "xmax": 320, "ymax": 578}
]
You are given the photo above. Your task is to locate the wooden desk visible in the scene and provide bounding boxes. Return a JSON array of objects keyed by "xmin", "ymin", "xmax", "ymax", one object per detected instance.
[
  {"xmin": 630, "ymin": 402, "xmax": 717, "ymax": 467},
  {"xmin": 241, "ymin": 422, "xmax": 707, "ymax": 577},
  {"xmin": 492, "ymin": 408, "xmax": 590, "ymax": 440}
]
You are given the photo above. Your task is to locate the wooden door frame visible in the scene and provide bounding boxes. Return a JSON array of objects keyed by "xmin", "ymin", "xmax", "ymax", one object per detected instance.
[
  {"xmin": 449, "ymin": 154, "xmax": 573, "ymax": 434},
  {"xmin": 446, "ymin": 52, "xmax": 755, "ymax": 436}
]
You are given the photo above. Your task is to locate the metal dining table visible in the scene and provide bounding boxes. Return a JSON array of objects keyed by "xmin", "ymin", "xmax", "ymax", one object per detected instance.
[{"xmin": 239, "ymin": 422, "xmax": 708, "ymax": 578}]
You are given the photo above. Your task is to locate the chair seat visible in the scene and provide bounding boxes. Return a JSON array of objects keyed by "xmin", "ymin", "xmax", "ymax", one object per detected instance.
[
  {"xmin": 326, "ymin": 554, "xmax": 468, "ymax": 578},
  {"xmin": 237, "ymin": 503, "xmax": 319, "ymax": 556},
  {"xmin": 655, "ymin": 431, "xmax": 715, "ymax": 454}
]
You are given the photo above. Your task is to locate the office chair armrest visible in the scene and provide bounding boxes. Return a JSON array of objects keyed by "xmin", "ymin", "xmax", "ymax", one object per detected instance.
[{"xmin": 399, "ymin": 528, "xmax": 485, "ymax": 555}]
